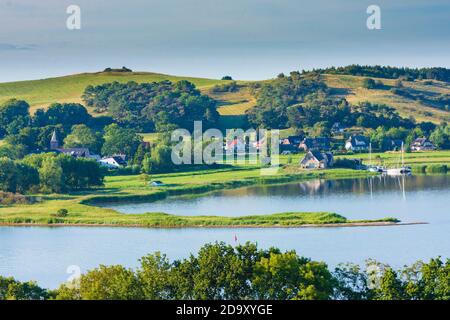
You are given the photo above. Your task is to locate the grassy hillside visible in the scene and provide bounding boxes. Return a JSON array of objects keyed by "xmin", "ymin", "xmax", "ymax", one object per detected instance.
[
  {"xmin": 323, "ymin": 74, "xmax": 450, "ymax": 123},
  {"xmin": 0, "ymin": 70, "xmax": 449, "ymax": 123},
  {"xmin": 0, "ymin": 71, "xmax": 225, "ymax": 113},
  {"xmin": 207, "ymin": 86, "xmax": 257, "ymax": 116}
]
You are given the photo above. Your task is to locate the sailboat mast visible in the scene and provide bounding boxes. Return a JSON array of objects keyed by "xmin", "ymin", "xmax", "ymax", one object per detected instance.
[{"xmin": 401, "ymin": 142, "xmax": 404, "ymax": 167}]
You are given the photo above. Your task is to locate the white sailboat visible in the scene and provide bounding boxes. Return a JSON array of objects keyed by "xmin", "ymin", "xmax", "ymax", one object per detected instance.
[{"xmin": 386, "ymin": 142, "xmax": 412, "ymax": 176}]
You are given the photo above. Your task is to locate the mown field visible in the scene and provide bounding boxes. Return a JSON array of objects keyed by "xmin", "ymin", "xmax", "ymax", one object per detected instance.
[
  {"xmin": 279, "ymin": 150, "xmax": 450, "ymax": 167},
  {"xmin": 207, "ymin": 86, "xmax": 257, "ymax": 116},
  {"xmin": 337, "ymin": 150, "xmax": 450, "ymax": 166}
]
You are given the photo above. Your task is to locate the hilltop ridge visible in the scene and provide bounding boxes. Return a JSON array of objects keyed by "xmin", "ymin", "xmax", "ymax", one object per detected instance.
[{"xmin": 0, "ymin": 68, "xmax": 449, "ymax": 123}]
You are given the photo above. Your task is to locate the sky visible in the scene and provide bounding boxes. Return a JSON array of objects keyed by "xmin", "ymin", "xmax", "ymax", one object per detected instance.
[{"xmin": 0, "ymin": 0, "xmax": 449, "ymax": 82}]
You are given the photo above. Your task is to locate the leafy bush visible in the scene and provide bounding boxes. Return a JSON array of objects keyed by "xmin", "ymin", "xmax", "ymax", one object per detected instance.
[
  {"xmin": 211, "ymin": 81, "xmax": 239, "ymax": 93},
  {"xmin": 0, "ymin": 276, "xmax": 49, "ymax": 300},
  {"xmin": 56, "ymin": 208, "xmax": 68, "ymax": 217},
  {"xmin": 426, "ymin": 164, "xmax": 448, "ymax": 173},
  {"xmin": 0, "ymin": 191, "xmax": 34, "ymax": 206}
]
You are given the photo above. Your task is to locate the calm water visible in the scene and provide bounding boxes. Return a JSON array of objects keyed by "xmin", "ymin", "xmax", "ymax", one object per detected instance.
[{"xmin": 1, "ymin": 175, "xmax": 449, "ymax": 289}]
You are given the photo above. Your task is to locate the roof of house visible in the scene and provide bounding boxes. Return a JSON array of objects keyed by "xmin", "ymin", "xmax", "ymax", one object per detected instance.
[
  {"xmin": 101, "ymin": 156, "xmax": 127, "ymax": 166},
  {"xmin": 389, "ymin": 139, "xmax": 404, "ymax": 148},
  {"xmin": 111, "ymin": 156, "xmax": 127, "ymax": 166},
  {"xmin": 347, "ymin": 135, "xmax": 369, "ymax": 146},
  {"xmin": 301, "ymin": 150, "xmax": 334, "ymax": 166},
  {"xmin": 286, "ymin": 135, "xmax": 303, "ymax": 144},
  {"xmin": 331, "ymin": 122, "xmax": 344, "ymax": 131},
  {"xmin": 301, "ymin": 137, "xmax": 330, "ymax": 149},
  {"xmin": 56, "ymin": 148, "xmax": 90, "ymax": 157},
  {"xmin": 50, "ymin": 129, "xmax": 58, "ymax": 143},
  {"xmin": 412, "ymin": 137, "xmax": 433, "ymax": 145},
  {"xmin": 310, "ymin": 150, "xmax": 333, "ymax": 162}
]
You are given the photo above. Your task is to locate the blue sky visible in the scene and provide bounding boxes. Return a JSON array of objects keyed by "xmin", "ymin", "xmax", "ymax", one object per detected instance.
[{"xmin": 0, "ymin": 0, "xmax": 449, "ymax": 81}]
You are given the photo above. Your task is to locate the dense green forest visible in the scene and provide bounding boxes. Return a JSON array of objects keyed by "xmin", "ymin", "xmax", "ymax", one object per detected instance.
[
  {"xmin": 307, "ymin": 65, "xmax": 450, "ymax": 82},
  {"xmin": 246, "ymin": 72, "xmax": 416, "ymax": 131},
  {"xmin": 0, "ymin": 153, "xmax": 104, "ymax": 194},
  {"xmin": 82, "ymin": 80, "xmax": 219, "ymax": 131},
  {"xmin": 1, "ymin": 242, "xmax": 448, "ymax": 300}
]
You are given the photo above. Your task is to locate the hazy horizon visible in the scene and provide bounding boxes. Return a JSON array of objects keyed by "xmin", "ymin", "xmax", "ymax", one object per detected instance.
[{"xmin": 1, "ymin": 0, "xmax": 449, "ymax": 82}]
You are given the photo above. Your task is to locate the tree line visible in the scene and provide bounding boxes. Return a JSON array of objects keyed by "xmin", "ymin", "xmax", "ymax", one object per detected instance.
[
  {"xmin": 306, "ymin": 65, "xmax": 450, "ymax": 82},
  {"xmin": 0, "ymin": 153, "xmax": 104, "ymax": 194},
  {"xmin": 82, "ymin": 80, "xmax": 219, "ymax": 132},
  {"xmin": 0, "ymin": 242, "xmax": 448, "ymax": 300},
  {"xmin": 246, "ymin": 72, "xmax": 416, "ymax": 131}
]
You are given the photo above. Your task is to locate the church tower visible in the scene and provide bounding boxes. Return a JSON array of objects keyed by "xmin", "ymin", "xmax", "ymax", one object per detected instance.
[{"xmin": 50, "ymin": 129, "xmax": 59, "ymax": 150}]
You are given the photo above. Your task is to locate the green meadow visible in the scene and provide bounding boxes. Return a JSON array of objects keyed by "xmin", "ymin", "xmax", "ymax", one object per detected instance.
[
  {"xmin": 0, "ymin": 71, "xmax": 226, "ymax": 113},
  {"xmin": 0, "ymin": 151, "xmax": 449, "ymax": 227},
  {"xmin": 0, "ymin": 166, "xmax": 389, "ymax": 227}
]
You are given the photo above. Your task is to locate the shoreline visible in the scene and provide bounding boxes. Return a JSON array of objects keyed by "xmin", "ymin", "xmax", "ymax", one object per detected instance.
[
  {"xmin": 1, "ymin": 170, "xmax": 447, "ymax": 229},
  {"xmin": 83, "ymin": 169, "xmax": 377, "ymax": 206},
  {"xmin": 0, "ymin": 221, "xmax": 427, "ymax": 229}
]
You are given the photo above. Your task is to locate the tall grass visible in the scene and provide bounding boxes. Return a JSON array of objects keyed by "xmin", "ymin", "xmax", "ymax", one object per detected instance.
[
  {"xmin": 0, "ymin": 211, "xmax": 399, "ymax": 228},
  {"xmin": 411, "ymin": 164, "xmax": 448, "ymax": 174}
]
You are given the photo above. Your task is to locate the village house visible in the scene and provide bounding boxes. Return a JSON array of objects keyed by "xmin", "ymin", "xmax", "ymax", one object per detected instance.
[
  {"xmin": 331, "ymin": 122, "xmax": 345, "ymax": 134},
  {"xmin": 345, "ymin": 135, "xmax": 370, "ymax": 152},
  {"xmin": 224, "ymin": 138, "xmax": 246, "ymax": 153},
  {"xmin": 384, "ymin": 139, "xmax": 404, "ymax": 151},
  {"xmin": 300, "ymin": 150, "xmax": 334, "ymax": 169},
  {"xmin": 410, "ymin": 138, "xmax": 436, "ymax": 152},
  {"xmin": 280, "ymin": 135, "xmax": 303, "ymax": 146},
  {"xmin": 50, "ymin": 130, "xmax": 100, "ymax": 160},
  {"xmin": 99, "ymin": 156, "xmax": 128, "ymax": 169},
  {"xmin": 279, "ymin": 135, "xmax": 303, "ymax": 154},
  {"xmin": 299, "ymin": 137, "xmax": 331, "ymax": 152}
]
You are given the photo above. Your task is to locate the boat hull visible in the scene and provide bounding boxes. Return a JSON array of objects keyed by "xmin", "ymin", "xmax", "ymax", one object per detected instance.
[{"xmin": 386, "ymin": 167, "xmax": 412, "ymax": 176}]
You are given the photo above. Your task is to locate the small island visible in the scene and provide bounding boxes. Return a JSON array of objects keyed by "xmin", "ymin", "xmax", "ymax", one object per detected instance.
[{"xmin": 0, "ymin": 211, "xmax": 413, "ymax": 228}]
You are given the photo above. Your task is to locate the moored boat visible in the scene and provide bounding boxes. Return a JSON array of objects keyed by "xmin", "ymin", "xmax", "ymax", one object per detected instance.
[{"xmin": 385, "ymin": 142, "xmax": 412, "ymax": 176}]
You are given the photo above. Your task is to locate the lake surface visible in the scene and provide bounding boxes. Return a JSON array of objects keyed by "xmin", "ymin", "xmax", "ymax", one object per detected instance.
[{"xmin": 1, "ymin": 175, "xmax": 449, "ymax": 289}]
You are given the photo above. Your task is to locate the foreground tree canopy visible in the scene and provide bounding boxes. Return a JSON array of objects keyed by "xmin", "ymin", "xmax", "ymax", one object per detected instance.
[{"xmin": 1, "ymin": 243, "xmax": 448, "ymax": 300}]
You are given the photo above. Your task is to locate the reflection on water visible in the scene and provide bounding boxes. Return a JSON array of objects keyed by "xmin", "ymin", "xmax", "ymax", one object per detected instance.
[
  {"xmin": 106, "ymin": 175, "xmax": 450, "ymax": 221},
  {"xmin": 222, "ymin": 175, "xmax": 449, "ymax": 197},
  {"xmin": 1, "ymin": 175, "xmax": 449, "ymax": 289}
]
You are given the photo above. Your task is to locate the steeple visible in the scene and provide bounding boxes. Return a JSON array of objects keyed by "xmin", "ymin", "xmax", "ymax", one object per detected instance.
[{"xmin": 50, "ymin": 129, "xmax": 59, "ymax": 150}]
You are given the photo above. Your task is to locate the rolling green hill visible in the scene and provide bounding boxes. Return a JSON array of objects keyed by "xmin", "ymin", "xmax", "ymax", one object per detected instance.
[
  {"xmin": 0, "ymin": 70, "xmax": 449, "ymax": 123},
  {"xmin": 0, "ymin": 71, "xmax": 224, "ymax": 113}
]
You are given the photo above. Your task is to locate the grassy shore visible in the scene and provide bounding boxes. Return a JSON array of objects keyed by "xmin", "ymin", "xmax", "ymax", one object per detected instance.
[
  {"xmin": 1, "ymin": 151, "xmax": 448, "ymax": 228},
  {"xmin": 0, "ymin": 211, "xmax": 402, "ymax": 228},
  {"xmin": 0, "ymin": 167, "xmax": 384, "ymax": 227}
]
